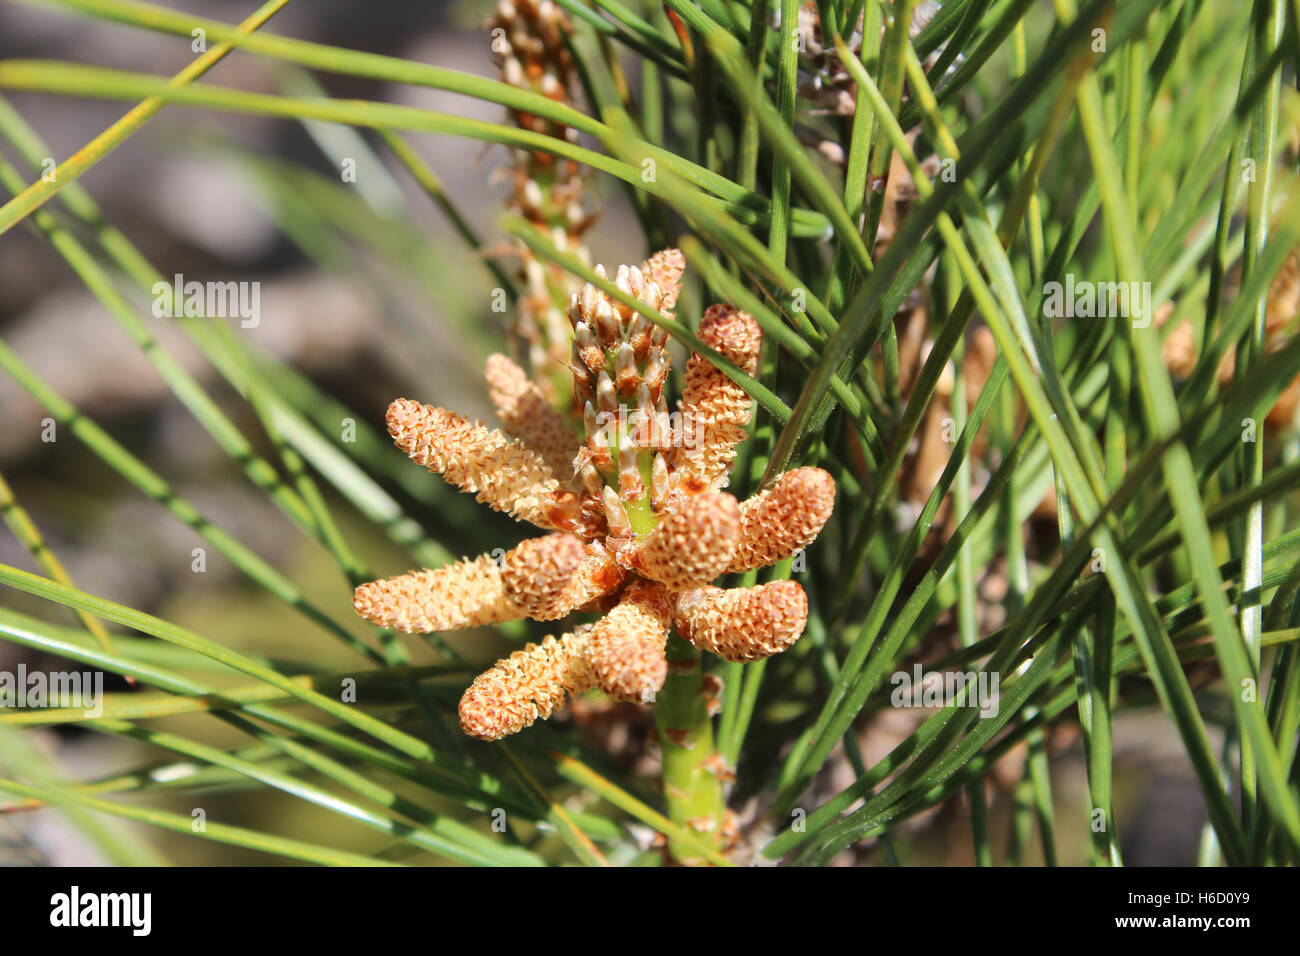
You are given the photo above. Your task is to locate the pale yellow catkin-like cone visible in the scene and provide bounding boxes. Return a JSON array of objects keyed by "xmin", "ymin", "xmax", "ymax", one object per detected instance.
[
  {"xmin": 500, "ymin": 533, "xmax": 624, "ymax": 620},
  {"xmin": 485, "ymin": 353, "xmax": 581, "ymax": 479},
  {"xmin": 353, "ymin": 554, "xmax": 519, "ymax": 633},
  {"xmin": 636, "ymin": 491, "xmax": 740, "ymax": 590},
  {"xmin": 387, "ymin": 398, "xmax": 568, "ymax": 530},
  {"xmin": 726, "ymin": 467, "xmax": 836, "ymax": 573},
  {"xmin": 674, "ymin": 581, "xmax": 809, "ymax": 662},
  {"xmin": 458, "ymin": 629, "xmax": 596, "ymax": 740},
  {"xmin": 584, "ymin": 581, "xmax": 674, "ymax": 703},
  {"xmin": 490, "ymin": 0, "xmax": 595, "ymax": 399},
  {"xmin": 674, "ymin": 305, "xmax": 762, "ymax": 490}
]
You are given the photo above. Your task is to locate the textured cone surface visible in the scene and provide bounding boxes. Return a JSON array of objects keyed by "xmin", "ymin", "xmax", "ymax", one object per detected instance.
[
  {"xmin": 499, "ymin": 533, "xmax": 585, "ymax": 617},
  {"xmin": 485, "ymin": 354, "xmax": 580, "ymax": 478},
  {"xmin": 585, "ymin": 581, "xmax": 673, "ymax": 702},
  {"xmin": 501, "ymin": 533, "xmax": 623, "ymax": 620},
  {"xmin": 387, "ymin": 398, "xmax": 569, "ymax": 530},
  {"xmin": 727, "ymin": 467, "xmax": 836, "ymax": 573},
  {"xmin": 459, "ymin": 629, "xmax": 595, "ymax": 740},
  {"xmin": 675, "ymin": 581, "xmax": 809, "ymax": 662},
  {"xmin": 637, "ymin": 491, "xmax": 740, "ymax": 589},
  {"xmin": 674, "ymin": 305, "xmax": 762, "ymax": 490},
  {"xmin": 353, "ymin": 554, "xmax": 519, "ymax": 633}
]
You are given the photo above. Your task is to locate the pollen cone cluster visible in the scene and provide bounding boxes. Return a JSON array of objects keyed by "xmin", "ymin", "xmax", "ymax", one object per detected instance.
[
  {"xmin": 353, "ymin": 250, "xmax": 837, "ymax": 740},
  {"xmin": 488, "ymin": 0, "xmax": 597, "ymax": 407}
]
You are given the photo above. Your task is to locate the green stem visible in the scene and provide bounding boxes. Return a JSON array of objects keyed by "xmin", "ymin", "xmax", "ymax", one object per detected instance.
[{"xmin": 654, "ymin": 633, "xmax": 727, "ymax": 864}]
